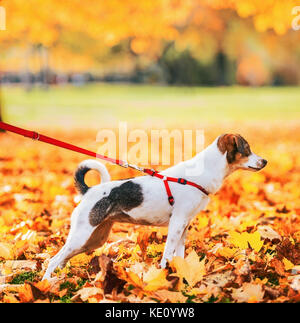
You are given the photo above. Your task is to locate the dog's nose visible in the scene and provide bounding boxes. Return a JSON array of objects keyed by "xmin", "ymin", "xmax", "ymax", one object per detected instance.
[{"xmin": 262, "ymin": 159, "xmax": 268, "ymax": 167}]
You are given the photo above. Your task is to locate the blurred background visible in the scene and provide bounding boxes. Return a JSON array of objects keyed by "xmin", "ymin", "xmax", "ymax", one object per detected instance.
[
  {"xmin": 1, "ymin": 0, "xmax": 300, "ymax": 86},
  {"xmin": 0, "ymin": 0, "xmax": 299, "ymax": 128}
]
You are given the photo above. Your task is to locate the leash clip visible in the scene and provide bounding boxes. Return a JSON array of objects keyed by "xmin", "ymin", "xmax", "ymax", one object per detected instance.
[
  {"xmin": 177, "ymin": 178, "xmax": 187, "ymax": 185},
  {"xmin": 32, "ymin": 132, "xmax": 40, "ymax": 141},
  {"xmin": 148, "ymin": 169, "xmax": 156, "ymax": 176}
]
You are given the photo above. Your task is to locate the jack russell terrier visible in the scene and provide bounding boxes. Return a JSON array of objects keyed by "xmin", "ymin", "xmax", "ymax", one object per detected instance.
[{"xmin": 43, "ymin": 134, "xmax": 267, "ymax": 280}]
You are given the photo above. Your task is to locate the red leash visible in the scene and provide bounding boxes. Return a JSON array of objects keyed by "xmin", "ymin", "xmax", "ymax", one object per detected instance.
[{"xmin": 0, "ymin": 121, "xmax": 209, "ymax": 205}]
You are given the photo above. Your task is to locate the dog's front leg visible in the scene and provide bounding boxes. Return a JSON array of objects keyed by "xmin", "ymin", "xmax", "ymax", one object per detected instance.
[
  {"xmin": 174, "ymin": 226, "xmax": 188, "ymax": 258},
  {"xmin": 160, "ymin": 211, "xmax": 188, "ymax": 269}
]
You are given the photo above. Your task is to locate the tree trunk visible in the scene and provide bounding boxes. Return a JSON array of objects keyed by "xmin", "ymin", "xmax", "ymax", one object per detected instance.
[{"xmin": 40, "ymin": 45, "xmax": 50, "ymax": 89}]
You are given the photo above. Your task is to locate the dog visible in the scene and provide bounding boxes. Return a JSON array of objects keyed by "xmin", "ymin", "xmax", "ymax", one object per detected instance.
[{"xmin": 42, "ymin": 134, "xmax": 267, "ymax": 280}]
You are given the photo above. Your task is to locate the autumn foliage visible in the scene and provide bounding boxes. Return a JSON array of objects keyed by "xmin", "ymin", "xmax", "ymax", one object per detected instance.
[
  {"xmin": 1, "ymin": 0, "xmax": 300, "ymax": 85},
  {"xmin": 0, "ymin": 124, "xmax": 299, "ymax": 303}
]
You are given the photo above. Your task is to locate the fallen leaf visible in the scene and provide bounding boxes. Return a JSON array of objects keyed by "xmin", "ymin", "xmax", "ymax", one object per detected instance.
[
  {"xmin": 257, "ymin": 225, "xmax": 281, "ymax": 242},
  {"xmin": 0, "ymin": 242, "xmax": 13, "ymax": 259},
  {"xmin": 18, "ymin": 283, "xmax": 34, "ymax": 303},
  {"xmin": 229, "ymin": 231, "xmax": 263, "ymax": 253},
  {"xmin": 74, "ymin": 287, "xmax": 103, "ymax": 302},
  {"xmin": 170, "ymin": 250, "xmax": 206, "ymax": 287},
  {"xmin": 271, "ymin": 258, "xmax": 285, "ymax": 276},
  {"xmin": 232, "ymin": 282, "xmax": 264, "ymax": 303},
  {"xmin": 216, "ymin": 246, "xmax": 240, "ymax": 259},
  {"xmin": 3, "ymin": 294, "xmax": 19, "ymax": 303},
  {"xmin": 154, "ymin": 290, "xmax": 187, "ymax": 303},
  {"xmin": 143, "ymin": 266, "xmax": 171, "ymax": 292},
  {"xmin": 291, "ymin": 275, "xmax": 300, "ymax": 291},
  {"xmin": 282, "ymin": 258, "xmax": 294, "ymax": 271}
]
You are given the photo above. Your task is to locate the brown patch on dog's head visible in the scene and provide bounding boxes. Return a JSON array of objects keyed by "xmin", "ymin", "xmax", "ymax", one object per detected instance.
[{"xmin": 217, "ymin": 134, "xmax": 251, "ymax": 164}]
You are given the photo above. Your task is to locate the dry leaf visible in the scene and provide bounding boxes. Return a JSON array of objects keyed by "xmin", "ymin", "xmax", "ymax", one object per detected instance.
[
  {"xmin": 143, "ymin": 266, "xmax": 171, "ymax": 292},
  {"xmin": 18, "ymin": 283, "xmax": 34, "ymax": 303},
  {"xmin": 232, "ymin": 283, "xmax": 264, "ymax": 303},
  {"xmin": 282, "ymin": 258, "xmax": 294, "ymax": 271},
  {"xmin": 170, "ymin": 250, "xmax": 206, "ymax": 287},
  {"xmin": 154, "ymin": 290, "xmax": 187, "ymax": 303},
  {"xmin": 74, "ymin": 287, "xmax": 103, "ymax": 302},
  {"xmin": 257, "ymin": 225, "xmax": 281, "ymax": 242},
  {"xmin": 0, "ymin": 243, "xmax": 13, "ymax": 259},
  {"xmin": 229, "ymin": 231, "xmax": 263, "ymax": 252}
]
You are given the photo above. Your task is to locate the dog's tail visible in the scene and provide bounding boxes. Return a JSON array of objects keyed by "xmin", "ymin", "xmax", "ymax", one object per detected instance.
[{"xmin": 74, "ymin": 160, "xmax": 111, "ymax": 195}]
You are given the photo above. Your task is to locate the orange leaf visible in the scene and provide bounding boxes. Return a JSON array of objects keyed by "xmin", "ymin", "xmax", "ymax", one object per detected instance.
[{"xmin": 18, "ymin": 283, "xmax": 34, "ymax": 303}]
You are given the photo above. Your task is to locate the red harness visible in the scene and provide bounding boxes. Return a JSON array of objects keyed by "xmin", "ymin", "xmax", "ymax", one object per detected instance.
[
  {"xmin": 0, "ymin": 122, "xmax": 209, "ymax": 206},
  {"xmin": 143, "ymin": 169, "xmax": 209, "ymax": 205}
]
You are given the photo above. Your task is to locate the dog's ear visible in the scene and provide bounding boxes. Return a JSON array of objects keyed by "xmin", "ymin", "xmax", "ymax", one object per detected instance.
[
  {"xmin": 218, "ymin": 134, "xmax": 250, "ymax": 163},
  {"xmin": 233, "ymin": 134, "xmax": 251, "ymax": 157}
]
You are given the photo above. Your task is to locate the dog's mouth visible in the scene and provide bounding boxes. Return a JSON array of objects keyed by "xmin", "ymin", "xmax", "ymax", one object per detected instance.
[{"xmin": 248, "ymin": 166, "xmax": 262, "ymax": 171}]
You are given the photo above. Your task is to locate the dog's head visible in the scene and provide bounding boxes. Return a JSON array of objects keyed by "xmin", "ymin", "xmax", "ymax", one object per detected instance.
[{"xmin": 217, "ymin": 134, "xmax": 267, "ymax": 173}]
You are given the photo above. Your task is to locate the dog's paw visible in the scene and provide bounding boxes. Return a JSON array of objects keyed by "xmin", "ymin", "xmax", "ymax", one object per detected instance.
[
  {"xmin": 42, "ymin": 272, "xmax": 54, "ymax": 281},
  {"xmin": 41, "ymin": 274, "xmax": 50, "ymax": 281}
]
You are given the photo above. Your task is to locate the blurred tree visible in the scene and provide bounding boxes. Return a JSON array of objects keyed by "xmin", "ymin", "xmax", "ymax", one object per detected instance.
[{"xmin": 0, "ymin": 0, "xmax": 299, "ymax": 85}]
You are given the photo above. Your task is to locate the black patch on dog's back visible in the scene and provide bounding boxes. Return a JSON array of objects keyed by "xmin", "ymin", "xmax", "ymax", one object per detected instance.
[{"xmin": 89, "ymin": 181, "xmax": 144, "ymax": 226}]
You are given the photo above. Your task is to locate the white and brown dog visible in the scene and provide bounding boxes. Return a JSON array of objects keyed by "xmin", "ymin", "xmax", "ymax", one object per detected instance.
[{"xmin": 43, "ymin": 134, "xmax": 267, "ymax": 280}]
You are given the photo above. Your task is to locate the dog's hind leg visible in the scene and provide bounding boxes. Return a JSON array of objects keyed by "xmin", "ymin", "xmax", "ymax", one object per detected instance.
[
  {"xmin": 42, "ymin": 245, "xmax": 83, "ymax": 281},
  {"xmin": 79, "ymin": 219, "xmax": 113, "ymax": 251},
  {"xmin": 42, "ymin": 218, "xmax": 114, "ymax": 280},
  {"xmin": 42, "ymin": 226, "xmax": 94, "ymax": 280},
  {"xmin": 43, "ymin": 208, "xmax": 113, "ymax": 279}
]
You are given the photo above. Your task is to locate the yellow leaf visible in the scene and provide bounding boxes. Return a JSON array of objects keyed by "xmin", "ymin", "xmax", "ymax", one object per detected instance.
[
  {"xmin": 247, "ymin": 231, "xmax": 264, "ymax": 253},
  {"xmin": 240, "ymin": 220, "xmax": 258, "ymax": 231},
  {"xmin": 170, "ymin": 250, "xmax": 206, "ymax": 287},
  {"xmin": 143, "ymin": 266, "xmax": 170, "ymax": 292},
  {"xmin": 242, "ymin": 182, "xmax": 259, "ymax": 194},
  {"xmin": 3, "ymin": 294, "xmax": 19, "ymax": 303},
  {"xmin": 217, "ymin": 247, "xmax": 239, "ymax": 259},
  {"xmin": 254, "ymin": 277, "xmax": 268, "ymax": 285},
  {"xmin": 69, "ymin": 253, "xmax": 92, "ymax": 267},
  {"xmin": 197, "ymin": 216, "xmax": 209, "ymax": 229},
  {"xmin": 0, "ymin": 242, "xmax": 13, "ymax": 260},
  {"xmin": 126, "ymin": 271, "xmax": 144, "ymax": 289},
  {"xmin": 282, "ymin": 258, "xmax": 294, "ymax": 271},
  {"xmin": 229, "ymin": 231, "xmax": 263, "ymax": 253},
  {"xmin": 147, "ymin": 243, "xmax": 165, "ymax": 258}
]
